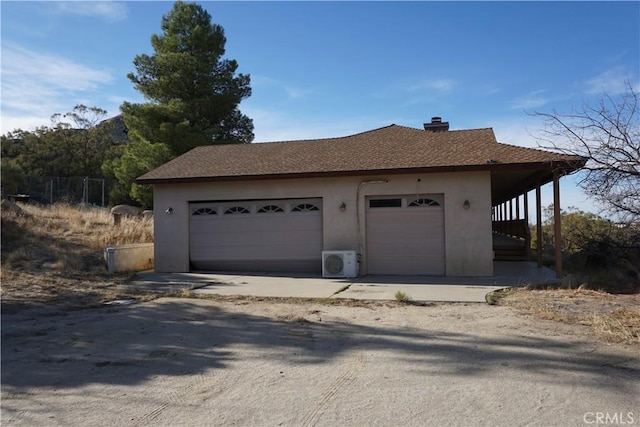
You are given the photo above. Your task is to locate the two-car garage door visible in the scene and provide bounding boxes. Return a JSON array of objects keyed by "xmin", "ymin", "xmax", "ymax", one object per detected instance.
[{"xmin": 189, "ymin": 198, "xmax": 322, "ymax": 272}]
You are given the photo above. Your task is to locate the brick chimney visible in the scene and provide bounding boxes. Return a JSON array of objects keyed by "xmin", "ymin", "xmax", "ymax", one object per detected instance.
[{"xmin": 424, "ymin": 116, "xmax": 449, "ymax": 132}]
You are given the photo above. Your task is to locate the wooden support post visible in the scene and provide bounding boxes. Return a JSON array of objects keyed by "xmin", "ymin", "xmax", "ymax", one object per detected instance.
[
  {"xmin": 553, "ymin": 171, "xmax": 563, "ymax": 278},
  {"xmin": 536, "ymin": 183, "xmax": 542, "ymax": 268},
  {"xmin": 515, "ymin": 195, "xmax": 520, "ymax": 220},
  {"xmin": 524, "ymin": 192, "xmax": 530, "ymax": 258}
]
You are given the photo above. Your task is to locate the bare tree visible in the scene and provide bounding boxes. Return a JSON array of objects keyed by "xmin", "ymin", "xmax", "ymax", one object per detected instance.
[
  {"xmin": 531, "ymin": 81, "xmax": 639, "ymax": 220},
  {"xmin": 51, "ymin": 105, "xmax": 110, "ymax": 178}
]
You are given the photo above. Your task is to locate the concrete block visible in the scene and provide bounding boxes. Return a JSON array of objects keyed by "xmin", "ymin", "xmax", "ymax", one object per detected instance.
[{"xmin": 104, "ymin": 243, "xmax": 154, "ymax": 274}]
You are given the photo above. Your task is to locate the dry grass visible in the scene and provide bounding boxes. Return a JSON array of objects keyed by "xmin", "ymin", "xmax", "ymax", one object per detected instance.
[
  {"xmin": 496, "ymin": 287, "xmax": 640, "ymax": 346},
  {"xmin": 3, "ymin": 202, "xmax": 639, "ymax": 348},
  {"xmin": 1, "ymin": 202, "xmax": 155, "ymax": 310}
]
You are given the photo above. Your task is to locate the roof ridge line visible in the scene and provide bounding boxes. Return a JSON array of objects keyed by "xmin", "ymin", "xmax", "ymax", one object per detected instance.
[
  {"xmin": 191, "ymin": 124, "xmax": 497, "ymax": 150},
  {"xmin": 393, "ymin": 124, "xmax": 495, "ymax": 133},
  {"xmin": 257, "ymin": 123, "xmax": 400, "ymax": 145}
]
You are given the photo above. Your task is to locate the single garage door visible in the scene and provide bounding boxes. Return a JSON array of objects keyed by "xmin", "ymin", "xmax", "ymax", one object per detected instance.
[
  {"xmin": 189, "ymin": 198, "xmax": 323, "ymax": 272},
  {"xmin": 366, "ymin": 195, "xmax": 445, "ymax": 275}
]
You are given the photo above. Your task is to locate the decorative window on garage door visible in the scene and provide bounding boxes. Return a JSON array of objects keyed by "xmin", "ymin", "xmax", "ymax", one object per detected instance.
[
  {"xmin": 192, "ymin": 207, "xmax": 217, "ymax": 215},
  {"xmin": 408, "ymin": 198, "xmax": 440, "ymax": 207},
  {"xmin": 258, "ymin": 204, "xmax": 284, "ymax": 213},
  {"xmin": 292, "ymin": 203, "xmax": 320, "ymax": 212},
  {"xmin": 368, "ymin": 196, "xmax": 443, "ymax": 209},
  {"xmin": 224, "ymin": 206, "xmax": 251, "ymax": 215}
]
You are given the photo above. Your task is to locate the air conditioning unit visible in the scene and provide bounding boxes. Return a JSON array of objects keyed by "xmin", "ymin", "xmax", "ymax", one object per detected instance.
[{"xmin": 322, "ymin": 250, "xmax": 358, "ymax": 278}]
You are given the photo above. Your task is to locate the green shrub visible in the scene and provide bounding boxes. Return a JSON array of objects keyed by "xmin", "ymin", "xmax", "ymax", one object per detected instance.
[{"xmin": 395, "ymin": 291, "xmax": 412, "ymax": 303}]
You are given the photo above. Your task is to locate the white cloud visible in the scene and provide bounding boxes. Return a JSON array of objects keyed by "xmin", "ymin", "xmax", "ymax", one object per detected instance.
[
  {"xmin": 54, "ymin": 1, "xmax": 128, "ymax": 23},
  {"xmin": 585, "ymin": 66, "xmax": 636, "ymax": 95},
  {"xmin": 481, "ymin": 116, "xmax": 539, "ymax": 149},
  {"xmin": 0, "ymin": 115, "xmax": 51, "ymax": 134},
  {"xmin": 508, "ymin": 90, "xmax": 549, "ymax": 111},
  {"xmin": 493, "ymin": 123, "xmax": 538, "ymax": 148},
  {"xmin": 0, "ymin": 44, "xmax": 113, "ymax": 133}
]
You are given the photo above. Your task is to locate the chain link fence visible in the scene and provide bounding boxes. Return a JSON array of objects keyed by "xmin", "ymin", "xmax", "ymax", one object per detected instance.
[{"xmin": 19, "ymin": 176, "xmax": 113, "ymax": 207}]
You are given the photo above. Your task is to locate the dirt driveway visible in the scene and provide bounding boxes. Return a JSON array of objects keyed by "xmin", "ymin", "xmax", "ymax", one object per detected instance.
[{"xmin": 2, "ymin": 297, "xmax": 638, "ymax": 426}]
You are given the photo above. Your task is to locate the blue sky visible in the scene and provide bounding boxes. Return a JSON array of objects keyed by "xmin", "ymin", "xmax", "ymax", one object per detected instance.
[{"xmin": 1, "ymin": 1, "xmax": 638, "ymax": 217}]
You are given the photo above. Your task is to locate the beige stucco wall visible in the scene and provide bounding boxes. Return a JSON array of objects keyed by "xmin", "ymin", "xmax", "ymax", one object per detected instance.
[{"xmin": 152, "ymin": 171, "xmax": 493, "ymax": 276}]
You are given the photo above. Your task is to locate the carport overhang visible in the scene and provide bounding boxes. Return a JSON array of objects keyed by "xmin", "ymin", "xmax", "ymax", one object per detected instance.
[
  {"xmin": 488, "ymin": 159, "xmax": 586, "ymax": 206},
  {"xmin": 488, "ymin": 158, "xmax": 587, "ymax": 279}
]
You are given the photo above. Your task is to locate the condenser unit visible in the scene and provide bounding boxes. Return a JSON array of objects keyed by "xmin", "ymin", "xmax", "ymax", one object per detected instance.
[{"xmin": 322, "ymin": 250, "xmax": 358, "ymax": 278}]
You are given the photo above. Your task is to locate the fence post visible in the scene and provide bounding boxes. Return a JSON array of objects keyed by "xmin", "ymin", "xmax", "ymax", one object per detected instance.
[
  {"xmin": 83, "ymin": 177, "xmax": 88, "ymax": 205},
  {"xmin": 105, "ymin": 247, "xmax": 116, "ymax": 274}
]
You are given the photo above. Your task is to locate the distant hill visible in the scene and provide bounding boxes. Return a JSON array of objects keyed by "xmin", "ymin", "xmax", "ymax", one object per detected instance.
[{"xmin": 98, "ymin": 115, "xmax": 129, "ymax": 143}]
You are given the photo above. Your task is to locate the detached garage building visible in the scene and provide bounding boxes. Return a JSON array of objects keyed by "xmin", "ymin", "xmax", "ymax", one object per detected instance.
[{"xmin": 137, "ymin": 118, "xmax": 585, "ymax": 277}]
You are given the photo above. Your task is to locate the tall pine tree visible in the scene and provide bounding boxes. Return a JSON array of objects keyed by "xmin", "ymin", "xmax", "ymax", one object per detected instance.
[
  {"xmin": 113, "ymin": 1, "xmax": 253, "ymax": 205},
  {"xmin": 124, "ymin": 1, "xmax": 253, "ymax": 154}
]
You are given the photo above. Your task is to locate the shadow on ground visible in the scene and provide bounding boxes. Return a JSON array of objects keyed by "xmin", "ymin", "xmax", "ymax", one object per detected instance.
[{"xmin": 2, "ymin": 298, "xmax": 637, "ymax": 396}]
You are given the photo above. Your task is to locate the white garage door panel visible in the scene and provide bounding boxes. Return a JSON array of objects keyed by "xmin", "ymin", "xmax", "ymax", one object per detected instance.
[
  {"xmin": 190, "ymin": 221, "xmax": 321, "ymax": 246},
  {"xmin": 190, "ymin": 233, "xmax": 321, "ymax": 249},
  {"xmin": 189, "ymin": 199, "xmax": 322, "ymax": 272},
  {"xmin": 193, "ymin": 215, "xmax": 318, "ymax": 233},
  {"xmin": 366, "ymin": 196, "xmax": 445, "ymax": 275},
  {"xmin": 190, "ymin": 243, "xmax": 319, "ymax": 262}
]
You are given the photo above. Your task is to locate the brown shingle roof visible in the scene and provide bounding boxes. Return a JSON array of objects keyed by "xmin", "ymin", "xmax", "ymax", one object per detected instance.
[{"xmin": 137, "ymin": 124, "xmax": 585, "ymax": 184}]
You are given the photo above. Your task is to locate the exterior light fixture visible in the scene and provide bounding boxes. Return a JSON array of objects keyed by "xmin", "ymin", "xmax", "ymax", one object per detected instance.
[
  {"xmin": 463, "ymin": 200, "xmax": 470, "ymax": 209},
  {"xmin": 165, "ymin": 207, "xmax": 173, "ymax": 214},
  {"xmin": 339, "ymin": 202, "xmax": 347, "ymax": 211}
]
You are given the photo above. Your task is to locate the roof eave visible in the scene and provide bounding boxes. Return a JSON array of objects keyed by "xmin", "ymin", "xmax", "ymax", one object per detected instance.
[{"xmin": 136, "ymin": 158, "xmax": 585, "ymax": 185}]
